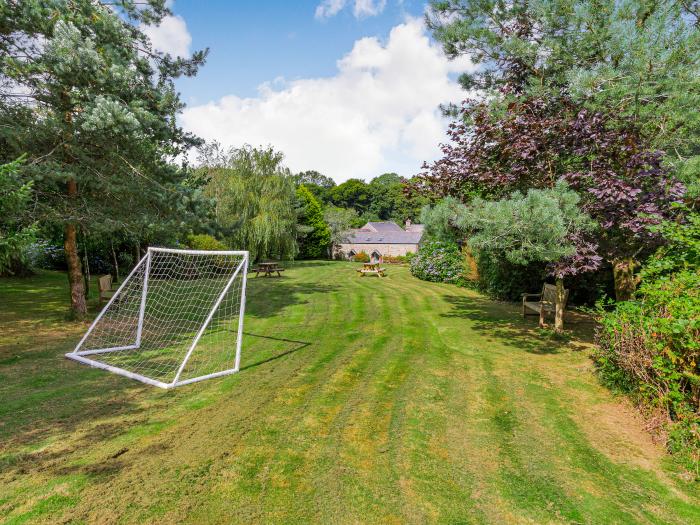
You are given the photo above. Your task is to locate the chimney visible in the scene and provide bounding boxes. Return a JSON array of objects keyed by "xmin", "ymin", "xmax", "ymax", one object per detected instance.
[{"xmin": 405, "ymin": 219, "xmax": 412, "ymax": 229}]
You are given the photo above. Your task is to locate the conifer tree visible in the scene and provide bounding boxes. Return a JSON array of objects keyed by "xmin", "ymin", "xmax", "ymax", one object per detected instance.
[
  {"xmin": 296, "ymin": 184, "xmax": 331, "ymax": 259},
  {"xmin": 0, "ymin": 0, "xmax": 207, "ymax": 317}
]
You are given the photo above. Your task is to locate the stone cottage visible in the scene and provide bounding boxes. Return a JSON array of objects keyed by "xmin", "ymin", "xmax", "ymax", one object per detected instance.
[{"xmin": 334, "ymin": 220, "xmax": 424, "ymax": 262}]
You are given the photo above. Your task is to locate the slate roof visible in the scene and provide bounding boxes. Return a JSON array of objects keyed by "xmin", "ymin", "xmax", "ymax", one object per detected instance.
[
  {"xmin": 343, "ymin": 221, "xmax": 424, "ymax": 244},
  {"xmin": 365, "ymin": 221, "xmax": 404, "ymax": 233}
]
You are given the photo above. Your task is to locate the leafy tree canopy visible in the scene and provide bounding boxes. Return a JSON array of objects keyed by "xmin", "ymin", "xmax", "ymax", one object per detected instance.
[
  {"xmin": 0, "ymin": 158, "xmax": 36, "ymax": 275},
  {"xmin": 292, "ymin": 170, "xmax": 336, "ymax": 189},
  {"xmin": 198, "ymin": 145, "xmax": 298, "ymax": 261},
  {"xmin": 419, "ymin": 197, "xmax": 470, "ymax": 244},
  {"xmin": 296, "ymin": 184, "xmax": 331, "ymax": 259},
  {"xmin": 324, "ymin": 205, "xmax": 358, "ymax": 247},
  {"xmin": 428, "ymin": 0, "xmax": 700, "ymax": 164},
  {"xmin": 464, "ymin": 181, "xmax": 598, "ymax": 272},
  {"xmin": 0, "ymin": 0, "xmax": 208, "ymax": 316}
]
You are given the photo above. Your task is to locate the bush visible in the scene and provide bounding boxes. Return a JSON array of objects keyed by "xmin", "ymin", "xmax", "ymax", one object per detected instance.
[
  {"xmin": 410, "ymin": 241, "xmax": 463, "ymax": 283},
  {"xmin": 474, "ymin": 250, "xmax": 547, "ymax": 301},
  {"xmin": 352, "ymin": 251, "xmax": 370, "ymax": 263},
  {"xmin": 593, "ymin": 216, "xmax": 700, "ymax": 475},
  {"xmin": 28, "ymin": 241, "xmax": 69, "ymax": 271},
  {"xmin": 383, "ymin": 254, "xmax": 411, "ymax": 264},
  {"xmin": 186, "ymin": 234, "xmax": 229, "ymax": 251}
]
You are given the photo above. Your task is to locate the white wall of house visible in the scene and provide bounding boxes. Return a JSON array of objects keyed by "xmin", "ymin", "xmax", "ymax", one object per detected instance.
[{"xmin": 335, "ymin": 243, "xmax": 419, "ymax": 259}]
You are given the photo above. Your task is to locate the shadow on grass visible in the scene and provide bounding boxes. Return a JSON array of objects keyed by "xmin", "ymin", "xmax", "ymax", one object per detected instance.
[
  {"xmin": 245, "ymin": 278, "xmax": 338, "ymax": 319},
  {"xmin": 441, "ymin": 294, "xmax": 594, "ymax": 355},
  {"xmin": 240, "ymin": 332, "xmax": 311, "ymax": 371}
]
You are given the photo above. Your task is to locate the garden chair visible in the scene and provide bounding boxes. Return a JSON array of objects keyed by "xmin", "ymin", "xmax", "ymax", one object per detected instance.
[
  {"xmin": 522, "ymin": 283, "xmax": 569, "ymax": 328},
  {"xmin": 98, "ymin": 275, "xmax": 117, "ymax": 305}
]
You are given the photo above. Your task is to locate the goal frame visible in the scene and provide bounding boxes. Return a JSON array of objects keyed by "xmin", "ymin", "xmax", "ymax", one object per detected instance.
[{"xmin": 66, "ymin": 247, "xmax": 249, "ymax": 389}]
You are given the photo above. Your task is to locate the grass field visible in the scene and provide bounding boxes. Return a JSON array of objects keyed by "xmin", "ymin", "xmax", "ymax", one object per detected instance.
[{"xmin": 1, "ymin": 262, "xmax": 698, "ymax": 524}]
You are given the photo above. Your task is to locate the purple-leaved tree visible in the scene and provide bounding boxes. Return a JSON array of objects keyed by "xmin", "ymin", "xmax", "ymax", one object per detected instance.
[{"xmin": 416, "ymin": 94, "xmax": 686, "ymax": 300}]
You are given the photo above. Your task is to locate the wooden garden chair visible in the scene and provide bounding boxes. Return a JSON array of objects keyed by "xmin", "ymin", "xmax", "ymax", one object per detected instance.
[
  {"xmin": 522, "ymin": 283, "xmax": 569, "ymax": 328},
  {"xmin": 98, "ymin": 274, "xmax": 117, "ymax": 305}
]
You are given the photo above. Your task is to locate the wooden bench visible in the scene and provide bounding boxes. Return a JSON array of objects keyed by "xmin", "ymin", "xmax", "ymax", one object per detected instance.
[
  {"xmin": 522, "ymin": 283, "xmax": 569, "ymax": 327},
  {"xmin": 98, "ymin": 274, "xmax": 117, "ymax": 305}
]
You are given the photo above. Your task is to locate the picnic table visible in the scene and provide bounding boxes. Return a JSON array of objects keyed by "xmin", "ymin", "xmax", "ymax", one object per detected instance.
[
  {"xmin": 357, "ymin": 262, "xmax": 386, "ymax": 277},
  {"xmin": 254, "ymin": 261, "xmax": 285, "ymax": 277}
]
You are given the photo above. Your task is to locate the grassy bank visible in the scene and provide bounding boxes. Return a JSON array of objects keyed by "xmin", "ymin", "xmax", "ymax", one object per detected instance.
[{"xmin": 0, "ymin": 263, "xmax": 698, "ymax": 523}]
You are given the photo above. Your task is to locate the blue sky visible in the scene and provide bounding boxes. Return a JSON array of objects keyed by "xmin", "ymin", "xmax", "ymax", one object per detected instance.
[
  {"xmin": 174, "ymin": 1, "xmax": 430, "ymax": 105},
  {"xmin": 144, "ymin": 1, "xmax": 474, "ymax": 182}
]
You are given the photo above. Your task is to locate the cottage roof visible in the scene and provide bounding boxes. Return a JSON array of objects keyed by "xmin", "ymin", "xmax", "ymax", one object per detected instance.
[
  {"xmin": 364, "ymin": 221, "xmax": 404, "ymax": 233},
  {"xmin": 343, "ymin": 221, "xmax": 424, "ymax": 244}
]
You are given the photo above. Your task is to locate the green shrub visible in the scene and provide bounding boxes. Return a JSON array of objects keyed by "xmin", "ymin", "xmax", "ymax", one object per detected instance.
[
  {"xmin": 474, "ymin": 250, "xmax": 547, "ymax": 301},
  {"xmin": 383, "ymin": 254, "xmax": 410, "ymax": 264},
  {"xmin": 186, "ymin": 234, "xmax": 229, "ymax": 251},
  {"xmin": 352, "ymin": 251, "xmax": 370, "ymax": 263},
  {"xmin": 410, "ymin": 241, "xmax": 463, "ymax": 283},
  {"xmin": 593, "ymin": 215, "xmax": 700, "ymax": 475}
]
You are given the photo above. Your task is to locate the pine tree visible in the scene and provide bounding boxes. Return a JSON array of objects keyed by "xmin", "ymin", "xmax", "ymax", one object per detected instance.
[{"xmin": 0, "ymin": 0, "xmax": 207, "ymax": 318}]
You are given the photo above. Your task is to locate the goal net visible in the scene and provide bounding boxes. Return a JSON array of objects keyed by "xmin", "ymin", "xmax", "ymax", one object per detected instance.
[{"xmin": 66, "ymin": 248, "xmax": 249, "ymax": 389}]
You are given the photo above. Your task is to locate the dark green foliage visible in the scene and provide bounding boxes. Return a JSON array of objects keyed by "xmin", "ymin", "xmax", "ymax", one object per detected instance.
[
  {"xmin": 330, "ymin": 179, "xmax": 372, "ymax": 213},
  {"xmin": 427, "ymin": 0, "xmax": 700, "ymax": 170},
  {"xmin": 0, "ymin": 0, "xmax": 209, "ymax": 314},
  {"xmin": 296, "ymin": 185, "xmax": 331, "ymax": 259},
  {"xmin": 474, "ymin": 251, "xmax": 546, "ymax": 301},
  {"xmin": 292, "ymin": 170, "xmax": 336, "ymax": 204},
  {"xmin": 419, "ymin": 197, "xmax": 470, "ymax": 243},
  {"xmin": 329, "ymin": 174, "xmax": 428, "ymax": 224},
  {"xmin": 0, "ymin": 159, "xmax": 36, "ymax": 276},
  {"xmin": 593, "ymin": 215, "xmax": 700, "ymax": 474},
  {"xmin": 410, "ymin": 241, "xmax": 464, "ymax": 283}
]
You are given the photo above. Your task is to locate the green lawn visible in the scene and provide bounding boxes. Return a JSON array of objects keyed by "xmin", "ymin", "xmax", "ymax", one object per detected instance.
[{"xmin": 1, "ymin": 262, "xmax": 698, "ymax": 524}]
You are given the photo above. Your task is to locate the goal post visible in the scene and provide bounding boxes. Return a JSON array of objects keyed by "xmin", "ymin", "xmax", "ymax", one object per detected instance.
[{"xmin": 66, "ymin": 248, "xmax": 249, "ymax": 389}]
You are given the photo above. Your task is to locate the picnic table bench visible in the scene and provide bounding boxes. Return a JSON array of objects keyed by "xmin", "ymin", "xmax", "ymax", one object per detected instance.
[
  {"xmin": 356, "ymin": 262, "xmax": 386, "ymax": 277},
  {"xmin": 253, "ymin": 261, "xmax": 285, "ymax": 277}
]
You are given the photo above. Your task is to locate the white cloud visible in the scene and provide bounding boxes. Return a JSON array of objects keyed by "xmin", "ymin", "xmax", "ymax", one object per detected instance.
[
  {"xmin": 315, "ymin": 0, "xmax": 347, "ymax": 19},
  {"xmin": 181, "ymin": 19, "xmax": 474, "ymax": 182},
  {"xmin": 353, "ymin": 0, "xmax": 387, "ymax": 18},
  {"xmin": 315, "ymin": 0, "xmax": 387, "ymax": 19},
  {"xmin": 141, "ymin": 14, "xmax": 191, "ymax": 57}
]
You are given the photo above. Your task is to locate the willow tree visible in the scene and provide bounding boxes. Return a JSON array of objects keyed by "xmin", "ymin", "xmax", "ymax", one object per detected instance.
[
  {"xmin": 0, "ymin": 0, "xmax": 206, "ymax": 318},
  {"xmin": 198, "ymin": 145, "xmax": 298, "ymax": 261}
]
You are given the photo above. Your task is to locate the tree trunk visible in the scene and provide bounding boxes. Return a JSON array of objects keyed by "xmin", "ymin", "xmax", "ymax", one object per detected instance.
[
  {"xmin": 111, "ymin": 240, "xmax": 119, "ymax": 281},
  {"xmin": 612, "ymin": 257, "xmax": 638, "ymax": 301},
  {"xmin": 82, "ymin": 237, "xmax": 90, "ymax": 298},
  {"xmin": 64, "ymin": 180, "xmax": 86, "ymax": 319},
  {"xmin": 554, "ymin": 277, "xmax": 566, "ymax": 333}
]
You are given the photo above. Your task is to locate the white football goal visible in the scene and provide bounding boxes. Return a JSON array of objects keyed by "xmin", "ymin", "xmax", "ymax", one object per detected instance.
[{"xmin": 66, "ymin": 248, "xmax": 249, "ymax": 389}]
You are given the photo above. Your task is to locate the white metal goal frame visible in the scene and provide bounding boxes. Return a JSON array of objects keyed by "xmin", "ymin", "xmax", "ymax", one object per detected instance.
[{"xmin": 66, "ymin": 247, "xmax": 249, "ymax": 389}]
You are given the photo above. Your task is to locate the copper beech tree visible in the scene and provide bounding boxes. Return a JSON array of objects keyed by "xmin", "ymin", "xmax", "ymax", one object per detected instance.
[{"xmin": 416, "ymin": 95, "xmax": 686, "ymax": 300}]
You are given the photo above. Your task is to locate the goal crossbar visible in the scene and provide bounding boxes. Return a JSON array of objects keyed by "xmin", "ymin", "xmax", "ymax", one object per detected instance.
[{"xmin": 66, "ymin": 247, "xmax": 249, "ymax": 389}]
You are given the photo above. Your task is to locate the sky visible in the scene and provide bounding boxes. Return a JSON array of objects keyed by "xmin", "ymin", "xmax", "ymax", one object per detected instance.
[{"xmin": 143, "ymin": 1, "xmax": 474, "ymax": 183}]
